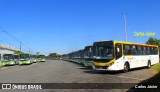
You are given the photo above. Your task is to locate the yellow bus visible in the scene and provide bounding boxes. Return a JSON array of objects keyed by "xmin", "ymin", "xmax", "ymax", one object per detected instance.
[{"xmin": 92, "ymin": 40, "xmax": 159, "ymax": 72}]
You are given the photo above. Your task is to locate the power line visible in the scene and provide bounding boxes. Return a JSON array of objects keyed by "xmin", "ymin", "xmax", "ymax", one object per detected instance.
[
  {"xmin": 0, "ymin": 24, "xmax": 32, "ymax": 53},
  {"xmin": 2, "ymin": 29, "xmax": 20, "ymax": 42}
]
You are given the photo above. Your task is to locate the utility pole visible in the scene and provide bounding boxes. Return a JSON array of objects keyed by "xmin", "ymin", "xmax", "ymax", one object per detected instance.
[
  {"xmin": 1, "ymin": 26, "xmax": 32, "ymax": 53},
  {"xmin": 31, "ymin": 50, "xmax": 33, "ymax": 54},
  {"xmin": 29, "ymin": 48, "xmax": 30, "ymax": 54},
  {"xmin": 122, "ymin": 13, "xmax": 127, "ymax": 42},
  {"xmin": 20, "ymin": 41, "xmax": 22, "ymax": 52}
]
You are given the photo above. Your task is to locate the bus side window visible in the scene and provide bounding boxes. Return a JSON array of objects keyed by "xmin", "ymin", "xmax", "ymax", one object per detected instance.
[
  {"xmin": 154, "ymin": 47, "xmax": 158, "ymax": 55},
  {"xmin": 137, "ymin": 46, "xmax": 142, "ymax": 55},
  {"xmin": 143, "ymin": 46, "xmax": 146, "ymax": 55},
  {"xmin": 131, "ymin": 45, "xmax": 137, "ymax": 55},
  {"xmin": 151, "ymin": 47, "xmax": 154, "ymax": 55},
  {"xmin": 141, "ymin": 46, "xmax": 143, "ymax": 55},
  {"xmin": 146, "ymin": 47, "xmax": 151, "ymax": 55},
  {"xmin": 128, "ymin": 45, "xmax": 132, "ymax": 55},
  {"xmin": 123, "ymin": 44, "xmax": 129, "ymax": 55},
  {"xmin": 123, "ymin": 45, "xmax": 126, "ymax": 54}
]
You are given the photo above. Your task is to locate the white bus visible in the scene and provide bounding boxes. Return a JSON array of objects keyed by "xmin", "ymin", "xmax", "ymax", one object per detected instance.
[{"xmin": 92, "ymin": 40, "xmax": 159, "ymax": 72}]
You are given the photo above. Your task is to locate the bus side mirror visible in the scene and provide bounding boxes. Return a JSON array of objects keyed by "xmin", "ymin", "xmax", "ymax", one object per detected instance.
[{"xmin": 117, "ymin": 47, "xmax": 120, "ymax": 52}]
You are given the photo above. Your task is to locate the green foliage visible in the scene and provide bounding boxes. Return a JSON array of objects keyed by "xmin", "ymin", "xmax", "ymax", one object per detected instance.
[
  {"xmin": 48, "ymin": 53, "xmax": 61, "ymax": 59},
  {"xmin": 14, "ymin": 50, "xmax": 23, "ymax": 54},
  {"xmin": 146, "ymin": 37, "xmax": 160, "ymax": 46},
  {"xmin": 151, "ymin": 63, "xmax": 160, "ymax": 72},
  {"xmin": 48, "ymin": 53, "xmax": 57, "ymax": 57}
]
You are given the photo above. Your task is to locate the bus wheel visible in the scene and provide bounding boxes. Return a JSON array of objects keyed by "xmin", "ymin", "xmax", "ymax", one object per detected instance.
[
  {"xmin": 124, "ymin": 63, "xmax": 129, "ymax": 73},
  {"xmin": 147, "ymin": 61, "xmax": 151, "ymax": 68}
]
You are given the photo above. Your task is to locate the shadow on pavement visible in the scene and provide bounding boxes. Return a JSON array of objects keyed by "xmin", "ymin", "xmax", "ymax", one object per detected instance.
[
  {"xmin": 127, "ymin": 72, "xmax": 160, "ymax": 92},
  {"xmin": 83, "ymin": 70, "xmax": 122, "ymax": 75},
  {"xmin": 2, "ymin": 65, "xmax": 15, "ymax": 67},
  {"xmin": 67, "ymin": 61, "xmax": 85, "ymax": 66},
  {"xmin": 129, "ymin": 67, "xmax": 149, "ymax": 72},
  {"xmin": 83, "ymin": 67, "xmax": 149, "ymax": 75}
]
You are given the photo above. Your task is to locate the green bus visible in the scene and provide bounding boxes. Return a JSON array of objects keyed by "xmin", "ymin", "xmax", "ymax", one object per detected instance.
[
  {"xmin": 75, "ymin": 50, "xmax": 84, "ymax": 64},
  {"xmin": 37, "ymin": 55, "xmax": 46, "ymax": 62},
  {"xmin": 68, "ymin": 51, "xmax": 78, "ymax": 62},
  {"xmin": 83, "ymin": 46, "xmax": 93, "ymax": 67},
  {"xmin": 68, "ymin": 50, "xmax": 84, "ymax": 64},
  {"xmin": 2, "ymin": 54, "xmax": 16, "ymax": 66},
  {"xmin": 19, "ymin": 53, "xmax": 32, "ymax": 65},
  {"xmin": 61, "ymin": 54, "xmax": 69, "ymax": 61},
  {"xmin": 31, "ymin": 55, "xmax": 37, "ymax": 63},
  {"xmin": 13, "ymin": 54, "xmax": 20, "ymax": 65}
]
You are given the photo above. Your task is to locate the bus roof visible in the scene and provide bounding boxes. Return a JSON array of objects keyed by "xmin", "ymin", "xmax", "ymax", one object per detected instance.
[
  {"xmin": 84, "ymin": 46, "xmax": 92, "ymax": 50},
  {"xmin": 85, "ymin": 45, "xmax": 92, "ymax": 48},
  {"xmin": 3, "ymin": 54, "xmax": 13, "ymax": 55},
  {"xmin": 95, "ymin": 40, "xmax": 158, "ymax": 47}
]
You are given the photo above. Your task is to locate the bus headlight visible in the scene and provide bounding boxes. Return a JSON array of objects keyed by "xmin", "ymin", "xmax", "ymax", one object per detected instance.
[{"xmin": 108, "ymin": 62, "xmax": 114, "ymax": 66}]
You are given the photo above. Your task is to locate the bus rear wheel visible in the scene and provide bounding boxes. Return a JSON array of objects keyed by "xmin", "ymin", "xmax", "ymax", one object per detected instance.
[{"xmin": 124, "ymin": 63, "xmax": 129, "ymax": 73}]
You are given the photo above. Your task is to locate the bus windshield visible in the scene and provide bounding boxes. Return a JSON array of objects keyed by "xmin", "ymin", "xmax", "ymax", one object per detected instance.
[
  {"xmin": 78, "ymin": 50, "xmax": 84, "ymax": 58},
  {"xmin": 20, "ymin": 54, "xmax": 30, "ymax": 59},
  {"xmin": 84, "ymin": 46, "xmax": 93, "ymax": 58},
  {"xmin": 3, "ymin": 54, "xmax": 14, "ymax": 60},
  {"xmin": 93, "ymin": 41, "xmax": 114, "ymax": 59},
  {"xmin": 38, "ymin": 55, "xmax": 45, "ymax": 58},
  {"xmin": 32, "ymin": 55, "xmax": 37, "ymax": 58}
]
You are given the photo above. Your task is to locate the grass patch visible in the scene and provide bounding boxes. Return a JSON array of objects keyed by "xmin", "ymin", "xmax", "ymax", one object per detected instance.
[{"xmin": 151, "ymin": 63, "xmax": 160, "ymax": 72}]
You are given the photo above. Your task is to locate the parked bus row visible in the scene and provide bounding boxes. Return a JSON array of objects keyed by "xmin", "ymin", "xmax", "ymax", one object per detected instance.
[
  {"xmin": 62, "ymin": 40, "xmax": 159, "ymax": 72},
  {"xmin": 62, "ymin": 45, "xmax": 93, "ymax": 67},
  {"xmin": 0, "ymin": 54, "xmax": 46, "ymax": 66}
]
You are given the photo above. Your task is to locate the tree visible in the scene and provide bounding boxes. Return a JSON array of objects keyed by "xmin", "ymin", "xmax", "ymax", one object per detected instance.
[
  {"xmin": 48, "ymin": 53, "xmax": 57, "ymax": 57},
  {"xmin": 48, "ymin": 53, "xmax": 61, "ymax": 59},
  {"xmin": 14, "ymin": 50, "xmax": 23, "ymax": 54},
  {"xmin": 146, "ymin": 37, "xmax": 160, "ymax": 58},
  {"xmin": 146, "ymin": 37, "xmax": 160, "ymax": 46}
]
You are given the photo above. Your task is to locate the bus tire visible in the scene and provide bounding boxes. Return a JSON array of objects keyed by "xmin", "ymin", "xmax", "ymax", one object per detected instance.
[
  {"xmin": 147, "ymin": 61, "xmax": 151, "ymax": 68},
  {"xmin": 124, "ymin": 62, "xmax": 129, "ymax": 73}
]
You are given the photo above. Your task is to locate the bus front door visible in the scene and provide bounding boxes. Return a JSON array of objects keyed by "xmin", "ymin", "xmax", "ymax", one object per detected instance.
[{"xmin": 115, "ymin": 43, "xmax": 122, "ymax": 60}]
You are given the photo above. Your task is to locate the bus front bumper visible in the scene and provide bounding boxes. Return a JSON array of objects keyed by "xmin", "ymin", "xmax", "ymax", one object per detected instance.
[
  {"xmin": 19, "ymin": 60, "xmax": 31, "ymax": 65},
  {"xmin": 92, "ymin": 64, "xmax": 121, "ymax": 71},
  {"xmin": 92, "ymin": 65, "xmax": 110, "ymax": 71},
  {"xmin": 2, "ymin": 61, "xmax": 15, "ymax": 66}
]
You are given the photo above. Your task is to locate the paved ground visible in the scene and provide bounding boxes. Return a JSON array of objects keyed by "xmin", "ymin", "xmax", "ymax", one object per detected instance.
[{"xmin": 0, "ymin": 60, "xmax": 157, "ymax": 92}]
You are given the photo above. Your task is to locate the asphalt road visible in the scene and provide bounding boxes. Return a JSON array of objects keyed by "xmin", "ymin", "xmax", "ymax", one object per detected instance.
[{"xmin": 0, "ymin": 60, "xmax": 157, "ymax": 92}]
